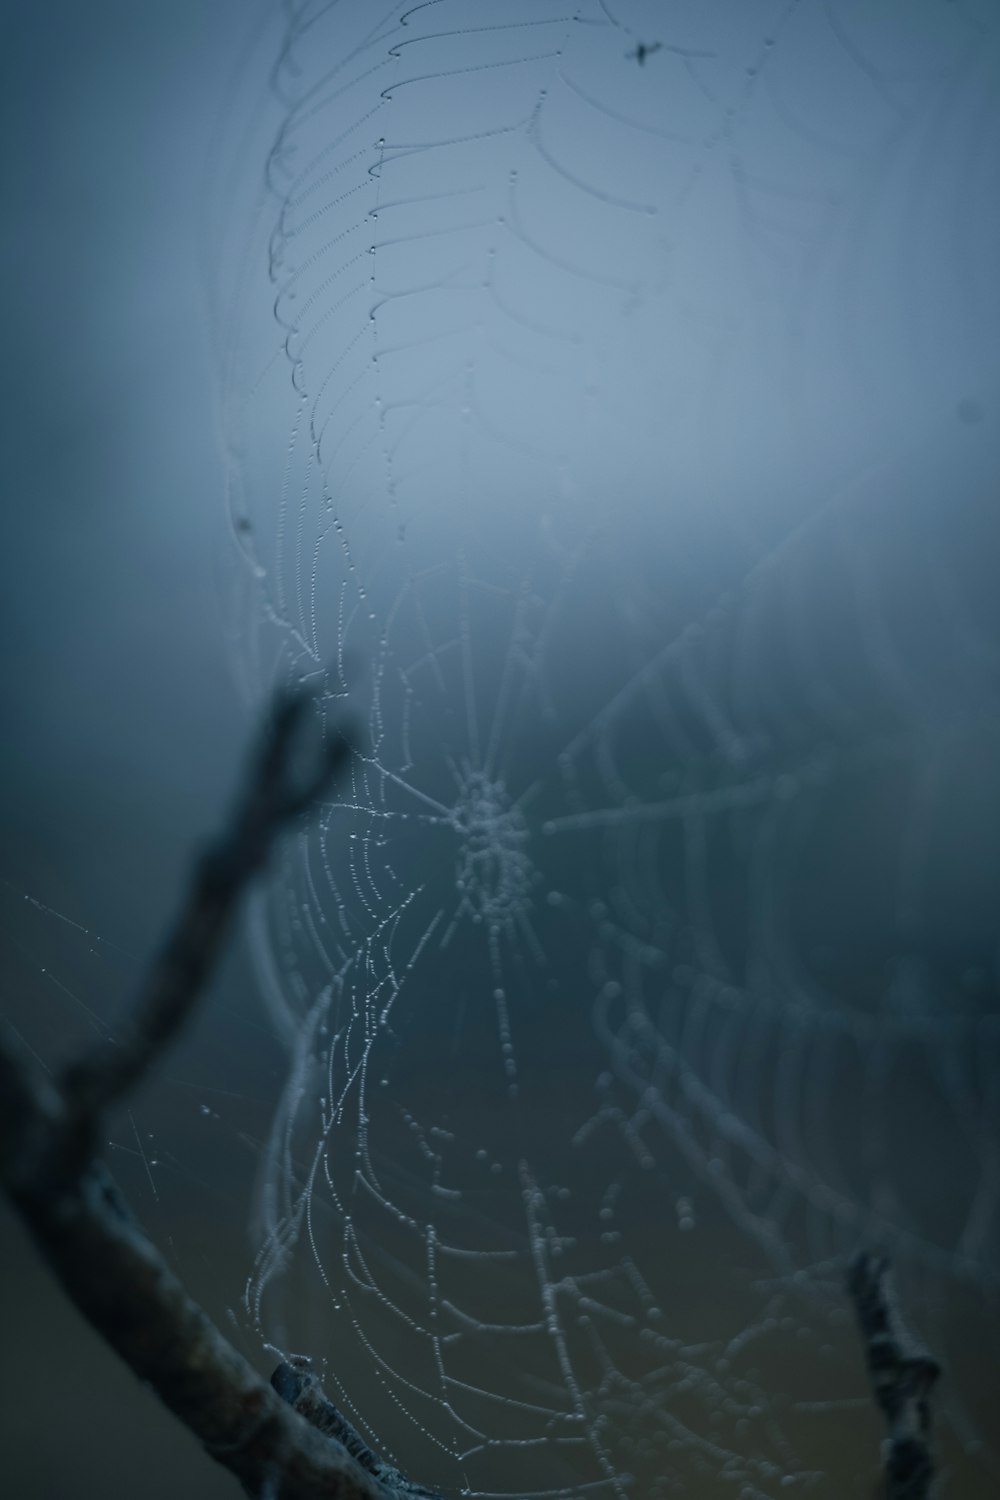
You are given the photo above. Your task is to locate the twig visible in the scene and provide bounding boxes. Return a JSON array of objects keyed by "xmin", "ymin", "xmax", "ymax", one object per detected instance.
[
  {"xmin": 2, "ymin": 693, "xmax": 951, "ymax": 1500},
  {"xmin": 847, "ymin": 1252, "xmax": 941, "ymax": 1500},
  {"xmin": 0, "ymin": 690, "xmax": 398, "ymax": 1500},
  {"xmin": 59, "ymin": 692, "xmax": 349, "ymax": 1158},
  {"xmin": 272, "ymin": 1361, "xmax": 444, "ymax": 1500}
]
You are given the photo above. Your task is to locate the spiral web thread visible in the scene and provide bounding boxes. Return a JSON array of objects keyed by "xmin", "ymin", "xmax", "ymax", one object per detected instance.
[{"xmin": 207, "ymin": 3, "xmax": 1000, "ymax": 1495}]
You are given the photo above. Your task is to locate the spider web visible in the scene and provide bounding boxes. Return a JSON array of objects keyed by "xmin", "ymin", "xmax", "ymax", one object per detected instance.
[{"xmin": 208, "ymin": 3, "xmax": 1000, "ymax": 1495}]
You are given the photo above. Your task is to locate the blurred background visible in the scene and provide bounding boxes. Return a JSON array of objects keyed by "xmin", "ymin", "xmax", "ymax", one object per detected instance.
[
  {"xmin": 1, "ymin": 3, "xmax": 998, "ymax": 1498},
  {"xmin": 0, "ymin": 2, "xmax": 253, "ymax": 1495}
]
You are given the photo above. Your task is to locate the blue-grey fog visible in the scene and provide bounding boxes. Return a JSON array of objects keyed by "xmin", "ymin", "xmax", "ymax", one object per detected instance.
[{"xmin": 3, "ymin": 3, "xmax": 1000, "ymax": 1498}]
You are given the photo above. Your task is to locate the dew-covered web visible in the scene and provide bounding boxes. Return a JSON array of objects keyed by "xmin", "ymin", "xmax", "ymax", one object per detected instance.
[{"xmin": 208, "ymin": 2, "xmax": 1000, "ymax": 1495}]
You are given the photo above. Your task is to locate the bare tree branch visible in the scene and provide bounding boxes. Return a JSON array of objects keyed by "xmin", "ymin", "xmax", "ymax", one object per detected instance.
[
  {"xmin": 58, "ymin": 692, "xmax": 349, "ymax": 1165},
  {"xmin": 847, "ymin": 1251, "xmax": 941, "ymax": 1500},
  {"xmin": 0, "ymin": 687, "xmax": 949, "ymax": 1500},
  {"xmin": 0, "ymin": 690, "xmax": 419, "ymax": 1500},
  {"xmin": 272, "ymin": 1362, "xmax": 444, "ymax": 1500},
  {"xmin": 5, "ymin": 1094, "xmax": 392, "ymax": 1500}
]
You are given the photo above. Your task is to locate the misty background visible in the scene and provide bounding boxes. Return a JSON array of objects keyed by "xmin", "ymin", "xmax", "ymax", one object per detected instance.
[
  {"xmin": 1, "ymin": 3, "xmax": 999, "ymax": 1498},
  {"xmin": 1, "ymin": 3, "xmax": 255, "ymax": 1496}
]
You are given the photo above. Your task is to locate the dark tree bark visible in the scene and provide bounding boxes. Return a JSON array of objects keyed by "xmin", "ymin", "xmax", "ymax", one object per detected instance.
[{"xmin": 847, "ymin": 1252, "xmax": 941, "ymax": 1500}]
